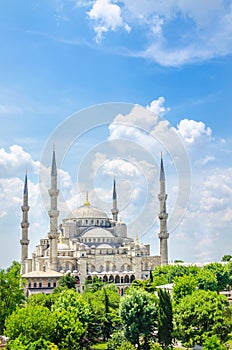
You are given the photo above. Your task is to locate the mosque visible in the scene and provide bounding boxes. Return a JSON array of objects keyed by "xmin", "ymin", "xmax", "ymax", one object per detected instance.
[{"xmin": 20, "ymin": 150, "xmax": 169, "ymax": 294}]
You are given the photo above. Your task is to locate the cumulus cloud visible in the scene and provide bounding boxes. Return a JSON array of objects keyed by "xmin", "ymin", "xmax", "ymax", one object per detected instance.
[
  {"xmin": 87, "ymin": 0, "xmax": 131, "ymax": 42},
  {"xmin": 0, "ymin": 145, "xmax": 39, "ymax": 177},
  {"xmin": 176, "ymin": 119, "xmax": 212, "ymax": 145}
]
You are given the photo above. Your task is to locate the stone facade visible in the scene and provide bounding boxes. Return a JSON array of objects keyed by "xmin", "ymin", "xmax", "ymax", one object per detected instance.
[{"xmin": 21, "ymin": 150, "xmax": 168, "ymax": 295}]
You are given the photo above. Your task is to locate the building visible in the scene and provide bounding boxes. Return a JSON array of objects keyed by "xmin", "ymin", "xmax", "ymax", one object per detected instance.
[{"xmin": 21, "ymin": 150, "xmax": 169, "ymax": 295}]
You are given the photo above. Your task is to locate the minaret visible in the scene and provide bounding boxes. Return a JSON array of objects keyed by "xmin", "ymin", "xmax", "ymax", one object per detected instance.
[
  {"xmin": 48, "ymin": 147, "xmax": 59, "ymax": 271},
  {"xmin": 111, "ymin": 177, "xmax": 119, "ymax": 222},
  {"xmin": 158, "ymin": 154, "xmax": 169, "ymax": 265},
  {"xmin": 20, "ymin": 172, "xmax": 30, "ymax": 274}
]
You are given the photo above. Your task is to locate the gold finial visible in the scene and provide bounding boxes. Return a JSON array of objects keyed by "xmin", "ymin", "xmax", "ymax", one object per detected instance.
[
  {"xmin": 84, "ymin": 191, "xmax": 90, "ymax": 206},
  {"xmin": 136, "ymin": 234, "xmax": 139, "ymax": 245}
]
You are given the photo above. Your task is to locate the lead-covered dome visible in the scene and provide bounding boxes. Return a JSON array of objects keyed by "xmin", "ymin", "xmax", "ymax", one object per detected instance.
[{"xmin": 68, "ymin": 205, "xmax": 109, "ymax": 219}]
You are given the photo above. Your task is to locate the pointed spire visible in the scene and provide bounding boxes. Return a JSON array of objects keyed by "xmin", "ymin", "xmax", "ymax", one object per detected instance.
[
  {"xmin": 51, "ymin": 145, "xmax": 57, "ymax": 176},
  {"xmin": 84, "ymin": 191, "xmax": 90, "ymax": 206},
  {"xmin": 160, "ymin": 152, "xmax": 165, "ymax": 181},
  {"xmin": 113, "ymin": 176, "xmax": 117, "ymax": 200},
  {"xmin": 24, "ymin": 171, "xmax": 28, "ymax": 195}
]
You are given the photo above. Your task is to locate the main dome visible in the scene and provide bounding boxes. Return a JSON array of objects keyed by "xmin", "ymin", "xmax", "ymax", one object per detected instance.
[{"xmin": 68, "ymin": 205, "xmax": 109, "ymax": 219}]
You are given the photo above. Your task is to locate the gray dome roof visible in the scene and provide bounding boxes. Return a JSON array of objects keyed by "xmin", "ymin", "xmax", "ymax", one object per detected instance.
[{"xmin": 68, "ymin": 205, "xmax": 109, "ymax": 220}]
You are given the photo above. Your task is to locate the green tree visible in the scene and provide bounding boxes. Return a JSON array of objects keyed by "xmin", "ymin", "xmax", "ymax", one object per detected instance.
[
  {"xmin": 5, "ymin": 305, "xmax": 55, "ymax": 346},
  {"xmin": 222, "ymin": 255, "xmax": 232, "ymax": 262},
  {"xmin": 51, "ymin": 288, "xmax": 91, "ymax": 327},
  {"xmin": 120, "ymin": 289, "xmax": 157, "ymax": 350},
  {"xmin": 51, "ymin": 309, "xmax": 86, "ymax": 350},
  {"xmin": 83, "ymin": 285, "xmax": 121, "ymax": 342},
  {"xmin": 202, "ymin": 335, "xmax": 226, "ymax": 350},
  {"xmin": 58, "ymin": 272, "xmax": 76, "ymax": 289},
  {"xmin": 174, "ymin": 290, "xmax": 232, "ymax": 348},
  {"xmin": 203, "ymin": 263, "xmax": 230, "ymax": 291},
  {"xmin": 157, "ymin": 288, "xmax": 173, "ymax": 349},
  {"xmin": 172, "ymin": 274, "xmax": 197, "ymax": 303},
  {"xmin": 0, "ymin": 261, "xmax": 25, "ymax": 333},
  {"xmin": 196, "ymin": 268, "xmax": 218, "ymax": 291}
]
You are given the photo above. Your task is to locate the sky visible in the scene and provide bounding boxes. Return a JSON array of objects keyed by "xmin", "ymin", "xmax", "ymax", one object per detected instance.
[{"xmin": 1, "ymin": 0, "xmax": 232, "ymax": 268}]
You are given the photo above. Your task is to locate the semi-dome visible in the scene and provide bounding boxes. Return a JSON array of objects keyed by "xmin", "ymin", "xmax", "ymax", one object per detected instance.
[{"xmin": 82, "ymin": 227, "xmax": 114, "ymax": 238}]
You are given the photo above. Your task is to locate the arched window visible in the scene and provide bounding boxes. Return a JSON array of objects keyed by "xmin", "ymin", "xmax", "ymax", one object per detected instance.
[
  {"xmin": 124, "ymin": 275, "xmax": 129, "ymax": 283},
  {"xmin": 130, "ymin": 275, "xmax": 135, "ymax": 283},
  {"xmin": 103, "ymin": 275, "xmax": 108, "ymax": 283},
  {"xmin": 115, "ymin": 275, "xmax": 120, "ymax": 284},
  {"xmin": 109, "ymin": 275, "xmax": 114, "ymax": 283}
]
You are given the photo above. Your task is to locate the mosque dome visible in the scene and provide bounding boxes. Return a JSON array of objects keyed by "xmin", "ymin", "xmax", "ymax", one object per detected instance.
[
  {"xmin": 69, "ymin": 205, "xmax": 109, "ymax": 219},
  {"xmin": 67, "ymin": 192, "xmax": 108, "ymax": 220}
]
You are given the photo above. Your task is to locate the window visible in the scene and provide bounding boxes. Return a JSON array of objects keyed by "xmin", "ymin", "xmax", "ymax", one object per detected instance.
[
  {"xmin": 39, "ymin": 282, "xmax": 42, "ymax": 288},
  {"xmin": 33, "ymin": 282, "xmax": 37, "ymax": 288}
]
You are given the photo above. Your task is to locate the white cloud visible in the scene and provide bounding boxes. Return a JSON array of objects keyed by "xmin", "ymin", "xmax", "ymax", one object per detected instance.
[
  {"xmin": 147, "ymin": 97, "xmax": 170, "ymax": 117},
  {"xmin": 87, "ymin": 0, "xmax": 131, "ymax": 42},
  {"xmin": 176, "ymin": 119, "xmax": 212, "ymax": 145},
  {"xmin": 82, "ymin": 0, "xmax": 232, "ymax": 65},
  {"xmin": 0, "ymin": 145, "xmax": 39, "ymax": 177}
]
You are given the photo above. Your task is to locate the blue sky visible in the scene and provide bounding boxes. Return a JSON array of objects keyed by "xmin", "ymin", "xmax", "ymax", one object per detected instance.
[{"xmin": 1, "ymin": 0, "xmax": 232, "ymax": 268}]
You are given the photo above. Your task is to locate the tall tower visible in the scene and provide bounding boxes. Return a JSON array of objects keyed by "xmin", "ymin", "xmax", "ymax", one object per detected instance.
[
  {"xmin": 111, "ymin": 177, "xmax": 119, "ymax": 222},
  {"xmin": 48, "ymin": 148, "xmax": 59, "ymax": 271},
  {"xmin": 158, "ymin": 154, "xmax": 169, "ymax": 265},
  {"xmin": 20, "ymin": 173, "xmax": 30, "ymax": 274}
]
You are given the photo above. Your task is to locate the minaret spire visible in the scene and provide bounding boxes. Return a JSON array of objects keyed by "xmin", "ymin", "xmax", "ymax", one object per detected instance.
[
  {"xmin": 158, "ymin": 153, "xmax": 169, "ymax": 265},
  {"xmin": 111, "ymin": 177, "xmax": 119, "ymax": 222},
  {"xmin": 48, "ymin": 147, "xmax": 59, "ymax": 271},
  {"xmin": 20, "ymin": 172, "xmax": 30, "ymax": 274}
]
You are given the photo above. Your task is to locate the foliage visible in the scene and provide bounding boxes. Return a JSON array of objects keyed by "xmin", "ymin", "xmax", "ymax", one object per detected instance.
[
  {"xmin": 5, "ymin": 305, "xmax": 55, "ymax": 345},
  {"xmin": 85, "ymin": 275, "xmax": 105, "ymax": 292},
  {"xmin": 222, "ymin": 255, "xmax": 232, "ymax": 262},
  {"xmin": 174, "ymin": 290, "xmax": 232, "ymax": 348},
  {"xmin": 202, "ymin": 335, "xmax": 226, "ymax": 350},
  {"xmin": 51, "ymin": 308, "xmax": 86, "ymax": 350},
  {"xmin": 83, "ymin": 285, "xmax": 121, "ymax": 341},
  {"xmin": 0, "ymin": 261, "xmax": 25, "ymax": 333},
  {"xmin": 51, "ymin": 288, "xmax": 91, "ymax": 326},
  {"xmin": 120, "ymin": 289, "xmax": 157, "ymax": 349},
  {"xmin": 172, "ymin": 274, "xmax": 197, "ymax": 303},
  {"xmin": 26, "ymin": 293, "xmax": 54, "ymax": 310},
  {"xmin": 58, "ymin": 272, "xmax": 76, "ymax": 289},
  {"xmin": 107, "ymin": 331, "xmax": 125, "ymax": 350},
  {"xmin": 148, "ymin": 341, "xmax": 162, "ymax": 350},
  {"xmin": 196, "ymin": 268, "xmax": 218, "ymax": 291},
  {"xmin": 117, "ymin": 341, "xmax": 136, "ymax": 350},
  {"xmin": 157, "ymin": 288, "xmax": 173, "ymax": 349},
  {"xmin": 203, "ymin": 263, "xmax": 230, "ymax": 291}
]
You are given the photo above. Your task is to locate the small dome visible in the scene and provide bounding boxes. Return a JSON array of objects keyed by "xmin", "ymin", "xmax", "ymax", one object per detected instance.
[{"xmin": 57, "ymin": 242, "xmax": 69, "ymax": 250}]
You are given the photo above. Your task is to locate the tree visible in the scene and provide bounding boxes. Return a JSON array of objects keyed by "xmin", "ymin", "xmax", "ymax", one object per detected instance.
[
  {"xmin": 202, "ymin": 335, "xmax": 226, "ymax": 350},
  {"xmin": 157, "ymin": 288, "xmax": 173, "ymax": 349},
  {"xmin": 51, "ymin": 309, "xmax": 86, "ymax": 350},
  {"xmin": 172, "ymin": 274, "xmax": 197, "ymax": 303},
  {"xmin": 174, "ymin": 290, "xmax": 232, "ymax": 348},
  {"xmin": 222, "ymin": 255, "xmax": 232, "ymax": 262},
  {"xmin": 83, "ymin": 285, "xmax": 121, "ymax": 342},
  {"xmin": 196, "ymin": 268, "xmax": 218, "ymax": 291},
  {"xmin": 120, "ymin": 289, "xmax": 157, "ymax": 350},
  {"xmin": 52, "ymin": 289, "xmax": 91, "ymax": 327},
  {"xmin": 5, "ymin": 305, "xmax": 55, "ymax": 346},
  {"xmin": 203, "ymin": 263, "xmax": 230, "ymax": 291},
  {"xmin": 58, "ymin": 272, "xmax": 76, "ymax": 289},
  {"xmin": 0, "ymin": 261, "xmax": 25, "ymax": 333}
]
